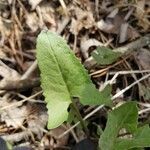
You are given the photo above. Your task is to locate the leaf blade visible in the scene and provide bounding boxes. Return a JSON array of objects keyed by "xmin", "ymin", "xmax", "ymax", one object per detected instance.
[
  {"xmin": 99, "ymin": 102, "xmax": 138, "ymax": 150},
  {"xmin": 36, "ymin": 31, "xmax": 111, "ymax": 129},
  {"xmin": 115, "ymin": 125, "xmax": 150, "ymax": 150},
  {"xmin": 92, "ymin": 47, "xmax": 121, "ymax": 65}
]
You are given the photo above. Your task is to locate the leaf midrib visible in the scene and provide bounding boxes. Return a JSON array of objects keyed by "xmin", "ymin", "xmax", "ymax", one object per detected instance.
[{"xmin": 46, "ymin": 33, "xmax": 72, "ymax": 101}]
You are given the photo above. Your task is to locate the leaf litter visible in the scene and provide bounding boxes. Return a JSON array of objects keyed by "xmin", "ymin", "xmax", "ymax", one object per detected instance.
[{"xmin": 0, "ymin": 0, "xmax": 150, "ymax": 149}]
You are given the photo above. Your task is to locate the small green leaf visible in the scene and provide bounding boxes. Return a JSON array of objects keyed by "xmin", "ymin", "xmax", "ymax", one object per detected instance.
[
  {"xmin": 36, "ymin": 31, "xmax": 111, "ymax": 129},
  {"xmin": 99, "ymin": 102, "xmax": 138, "ymax": 150},
  {"xmin": 115, "ymin": 125, "xmax": 150, "ymax": 150},
  {"xmin": 92, "ymin": 47, "xmax": 121, "ymax": 65}
]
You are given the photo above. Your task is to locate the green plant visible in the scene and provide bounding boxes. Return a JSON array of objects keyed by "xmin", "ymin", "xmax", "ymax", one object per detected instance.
[
  {"xmin": 99, "ymin": 102, "xmax": 150, "ymax": 150},
  {"xmin": 36, "ymin": 30, "xmax": 111, "ymax": 129},
  {"xmin": 36, "ymin": 30, "xmax": 150, "ymax": 150},
  {"xmin": 92, "ymin": 46, "xmax": 121, "ymax": 65}
]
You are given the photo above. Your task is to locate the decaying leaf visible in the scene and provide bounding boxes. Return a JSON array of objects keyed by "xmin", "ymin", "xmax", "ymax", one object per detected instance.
[
  {"xmin": 134, "ymin": 0, "xmax": 150, "ymax": 31},
  {"xmin": 70, "ymin": 7, "xmax": 95, "ymax": 35},
  {"xmin": 80, "ymin": 38, "xmax": 104, "ymax": 59},
  {"xmin": 26, "ymin": 12, "xmax": 39, "ymax": 32},
  {"xmin": 0, "ymin": 97, "xmax": 28, "ymax": 128},
  {"xmin": 97, "ymin": 9, "xmax": 139, "ymax": 43},
  {"xmin": 0, "ymin": 61, "xmax": 20, "ymax": 79},
  {"xmin": 0, "ymin": 16, "xmax": 12, "ymax": 44},
  {"xmin": 0, "ymin": 48, "xmax": 7, "ymax": 59},
  {"xmin": 135, "ymin": 48, "xmax": 150, "ymax": 99},
  {"xmin": 27, "ymin": 103, "xmax": 48, "ymax": 138},
  {"xmin": 40, "ymin": 3, "xmax": 56, "ymax": 28},
  {"xmin": 28, "ymin": 0, "xmax": 43, "ymax": 10},
  {"xmin": 135, "ymin": 49, "xmax": 150, "ymax": 70},
  {"xmin": 50, "ymin": 126, "xmax": 69, "ymax": 148}
]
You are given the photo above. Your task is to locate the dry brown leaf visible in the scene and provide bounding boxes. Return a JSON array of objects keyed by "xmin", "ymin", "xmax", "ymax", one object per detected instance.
[
  {"xmin": 27, "ymin": 103, "xmax": 48, "ymax": 139},
  {"xmin": 135, "ymin": 49, "xmax": 150, "ymax": 70},
  {"xmin": 80, "ymin": 38, "xmax": 103, "ymax": 59},
  {"xmin": 134, "ymin": 0, "xmax": 150, "ymax": 31},
  {"xmin": 26, "ymin": 12, "xmax": 39, "ymax": 32},
  {"xmin": 50, "ymin": 126, "xmax": 69, "ymax": 148},
  {"xmin": 135, "ymin": 49, "xmax": 150, "ymax": 99},
  {"xmin": 0, "ymin": 62, "xmax": 20, "ymax": 79},
  {"xmin": 70, "ymin": 7, "xmax": 95, "ymax": 35},
  {"xmin": 0, "ymin": 48, "xmax": 7, "ymax": 59},
  {"xmin": 97, "ymin": 12, "xmax": 124, "ymax": 34},
  {"xmin": 97, "ymin": 9, "xmax": 139, "ymax": 43},
  {"xmin": 28, "ymin": 0, "xmax": 43, "ymax": 10},
  {"xmin": 0, "ymin": 17, "xmax": 12, "ymax": 45},
  {"xmin": 0, "ymin": 97, "xmax": 28, "ymax": 128},
  {"xmin": 119, "ymin": 23, "xmax": 128, "ymax": 43},
  {"xmin": 40, "ymin": 3, "xmax": 56, "ymax": 29}
]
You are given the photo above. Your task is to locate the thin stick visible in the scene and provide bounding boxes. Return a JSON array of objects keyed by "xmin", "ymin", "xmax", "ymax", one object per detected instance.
[
  {"xmin": 21, "ymin": 60, "xmax": 38, "ymax": 80},
  {"xmin": 112, "ymin": 73, "xmax": 150, "ymax": 99},
  {"xmin": 59, "ymin": 0, "xmax": 68, "ymax": 15},
  {"xmin": 109, "ymin": 70, "xmax": 150, "ymax": 75},
  {"xmin": 0, "ymin": 91, "xmax": 42, "ymax": 111},
  {"xmin": 138, "ymin": 107, "xmax": 150, "ymax": 115}
]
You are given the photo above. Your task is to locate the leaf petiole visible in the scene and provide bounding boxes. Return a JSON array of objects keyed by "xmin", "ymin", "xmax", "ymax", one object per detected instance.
[{"xmin": 70, "ymin": 99, "xmax": 89, "ymax": 135}]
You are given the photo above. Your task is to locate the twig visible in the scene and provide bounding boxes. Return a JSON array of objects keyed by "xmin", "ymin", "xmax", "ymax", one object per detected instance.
[
  {"xmin": 21, "ymin": 60, "xmax": 38, "ymax": 80},
  {"xmin": 59, "ymin": 0, "xmax": 68, "ymax": 15},
  {"xmin": 1, "ymin": 131, "xmax": 31, "ymax": 143},
  {"xmin": 108, "ymin": 70, "xmax": 150, "ymax": 75},
  {"xmin": 112, "ymin": 73, "xmax": 150, "ymax": 99},
  {"xmin": 0, "ymin": 91, "xmax": 42, "ymax": 111},
  {"xmin": 138, "ymin": 107, "xmax": 150, "ymax": 115},
  {"xmin": 0, "ymin": 78, "xmax": 40, "ymax": 91},
  {"xmin": 114, "ymin": 34, "xmax": 150, "ymax": 54}
]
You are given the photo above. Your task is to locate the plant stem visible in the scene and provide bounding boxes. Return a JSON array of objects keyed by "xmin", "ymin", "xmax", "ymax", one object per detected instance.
[{"xmin": 70, "ymin": 99, "xmax": 89, "ymax": 135}]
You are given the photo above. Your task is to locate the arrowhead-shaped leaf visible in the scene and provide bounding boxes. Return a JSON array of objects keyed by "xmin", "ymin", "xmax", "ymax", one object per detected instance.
[
  {"xmin": 92, "ymin": 47, "xmax": 121, "ymax": 65},
  {"xmin": 36, "ymin": 31, "xmax": 111, "ymax": 129},
  {"xmin": 115, "ymin": 125, "xmax": 150, "ymax": 150},
  {"xmin": 99, "ymin": 102, "xmax": 138, "ymax": 150}
]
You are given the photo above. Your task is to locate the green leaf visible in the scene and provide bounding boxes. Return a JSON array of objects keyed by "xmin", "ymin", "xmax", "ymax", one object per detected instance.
[
  {"xmin": 115, "ymin": 125, "xmax": 150, "ymax": 150},
  {"xmin": 92, "ymin": 47, "xmax": 121, "ymax": 65},
  {"xmin": 36, "ymin": 30, "xmax": 111, "ymax": 129},
  {"xmin": 99, "ymin": 102, "xmax": 138, "ymax": 150}
]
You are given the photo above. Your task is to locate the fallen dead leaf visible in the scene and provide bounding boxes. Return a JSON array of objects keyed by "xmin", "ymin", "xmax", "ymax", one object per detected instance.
[
  {"xmin": 80, "ymin": 38, "xmax": 104, "ymax": 59},
  {"xmin": 70, "ymin": 7, "xmax": 95, "ymax": 35},
  {"xmin": 97, "ymin": 8, "xmax": 140, "ymax": 43},
  {"xmin": 26, "ymin": 12, "xmax": 39, "ymax": 32},
  {"xmin": 134, "ymin": 0, "xmax": 150, "ymax": 31},
  {"xmin": 50, "ymin": 126, "xmax": 69, "ymax": 148},
  {"xmin": 40, "ymin": 3, "xmax": 56, "ymax": 29},
  {"xmin": 0, "ymin": 96, "xmax": 28, "ymax": 128},
  {"xmin": 0, "ymin": 48, "xmax": 7, "ymax": 59},
  {"xmin": 28, "ymin": 0, "xmax": 43, "ymax": 10},
  {"xmin": 0, "ymin": 61, "xmax": 20, "ymax": 79},
  {"xmin": 40, "ymin": 126, "xmax": 69, "ymax": 149},
  {"xmin": 135, "ymin": 49, "xmax": 150, "ymax": 70},
  {"xmin": 27, "ymin": 103, "xmax": 48, "ymax": 139},
  {"xmin": 0, "ymin": 16, "xmax": 12, "ymax": 45}
]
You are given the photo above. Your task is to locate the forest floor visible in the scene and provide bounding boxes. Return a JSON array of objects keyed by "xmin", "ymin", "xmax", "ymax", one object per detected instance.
[{"xmin": 0, "ymin": 0, "xmax": 150, "ymax": 150}]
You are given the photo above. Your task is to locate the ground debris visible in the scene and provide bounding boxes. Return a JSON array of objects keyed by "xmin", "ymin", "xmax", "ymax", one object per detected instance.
[{"xmin": 0, "ymin": 0, "xmax": 150, "ymax": 149}]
